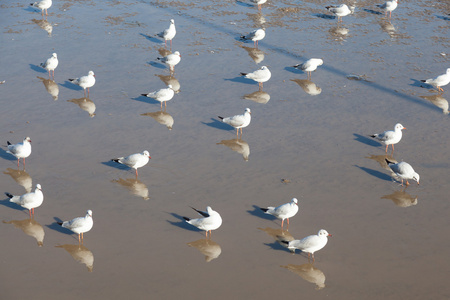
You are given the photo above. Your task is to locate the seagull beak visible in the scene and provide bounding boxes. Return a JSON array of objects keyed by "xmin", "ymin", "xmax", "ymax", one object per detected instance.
[
  {"xmin": 148, "ymin": 155, "xmax": 151, "ymax": 159},
  {"xmin": 328, "ymin": 234, "xmax": 332, "ymax": 237},
  {"xmin": 403, "ymin": 127, "xmax": 406, "ymax": 130}
]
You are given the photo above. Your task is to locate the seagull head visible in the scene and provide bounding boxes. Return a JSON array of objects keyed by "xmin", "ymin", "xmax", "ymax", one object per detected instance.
[
  {"xmin": 36, "ymin": 184, "xmax": 42, "ymax": 191},
  {"xmin": 25, "ymin": 137, "xmax": 32, "ymax": 143},
  {"xmin": 143, "ymin": 150, "xmax": 151, "ymax": 158},
  {"xmin": 413, "ymin": 173, "xmax": 420, "ymax": 185},
  {"xmin": 318, "ymin": 229, "xmax": 331, "ymax": 237},
  {"xmin": 245, "ymin": 108, "xmax": 251, "ymax": 114},
  {"xmin": 87, "ymin": 210, "xmax": 93, "ymax": 217},
  {"xmin": 88, "ymin": 71, "xmax": 95, "ymax": 77},
  {"xmin": 292, "ymin": 198, "xmax": 298, "ymax": 205}
]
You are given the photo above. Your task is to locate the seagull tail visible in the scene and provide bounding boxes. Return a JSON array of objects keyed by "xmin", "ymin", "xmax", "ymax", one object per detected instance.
[
  {"xmin": 5, "ymin": 192, "xmax": 14, "ymax": 199},
  {"xmin": 6, "ymin": 141, "xmax": 12, "ymax": 145},
  {"xmin": 369, "ymin": 134, "xmax": 377, "ymax": 138},
  {"xmin": 240, "ymin": 72, "xmax": 248, "ymax": 77},
  {"xmin": 68, "ymin": 78, "xmax": 78, "ymax": 84},
  {"xmin": 111, "ymin": 158, "xmax": 122, "ymax": 163},
  {"xmin": 385, "ymin": 158, "xmax": 394, "ymax": 165},
  {"xmin": 218, "ymin": 116, "xmax": 224, "ymax": 120},
  {"xmin": 183, "ymin": 217, "xmax": 191, "ymax": 222},
  {"xmin": 57, "ymin": 222, "xmax": 63, "ymax": 226},
  {"xmin": 260, "ymin": 207, "xmax": 269, "ymax": 213}
]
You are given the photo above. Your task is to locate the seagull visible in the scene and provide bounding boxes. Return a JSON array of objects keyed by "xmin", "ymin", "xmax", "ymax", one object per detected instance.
[
  {"xmin": 58, "ymin": 210, "xmax": 93, "ymax": 243},
  {"xmin": 385, "ymin": 158, "xmax": 420, "ymax": 186},
  {"xmin": 111, "ymin": 151, "xmax": 151, "ymax": 177},
  {"xmin": 69, "ymin": 71, "xmax": 96, "ymax": 97},
  {"xmin": 157, "ymin": 51, "xmax": 181, "ymax": 72},
  {"xmin": 370, "ymin": 123, "xmax": 405, "ymax": 153},
  {"xmin": 5, "ymin": 184, "xmax": 44, "ymax": 217},
  {"xmin": 240, "ymin": 65, "xmax": 271, "ymax": 89},
  {"xmin": 282, "ymin": 229, "xmax": 332, "ymax": 262},
  {"xmin": 250, "ymin": 0, "xmax": 267, "ymax": 10},
  {"xmin": 218, "ymin": 108, "xmax": 252, "ymax": 138},
  {"xmin": 325, "ymin": 4, "xmax": 354, "ymax": 22},
  {"xmin": 293, "ymin": 59, "xmax": 324, "ymax": 79},
  {"xmin": 40, "ymin": 53, "xmax": 58, "ymax": 78},
  {"xmin": 240, "ymin": 28, "xmax": 265, "ymax": 47},
  {"xmin": 6, "ymin": 137, "xmax": 32, "ymax": 168},
  {"xmin": 156, "ymin": 19, "xmax": 176, "ymax": 48},
  {"xmin": 30, "ymin": 0, "xmax": 52, "ymax": 16},
  {"xmin": 260, "ymin": 198, "xmax": 299, "ymax": 229},
  {"xmin": 141, "ymin": 85, "xmax": 174, "ymax": 109},
  {"xmin": 376, "ymin": 0, "xmax": 398, "ymax": 18},
  {"xmin": 421, "ymin": 68, "xmax": 450, "ymax": 92},
  {"xmin": 183, "ymin": 206, "xmax": 222, "ymax": 238}
]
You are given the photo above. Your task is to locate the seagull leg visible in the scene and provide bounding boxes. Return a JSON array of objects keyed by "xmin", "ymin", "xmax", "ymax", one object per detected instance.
[
  {"xmin": 32, "ymin": 208, "xmax": 35, "ymax": 215},
  {"xmin": 164, "ymin": 101, "xmax": 167, "ymax": 110},
  {"xmin": 385, "ymin": 145, "xmax": 388, "ymax": 153},
  {"xmin": 135, "ymin": 169, "xmax": 138, "ymax": 178},
  {"xmin": 160, "ymin": 101, "xmax": 163, "ymax": 110},
  {"xmin": 406, "ymin": 180, "xmax": 410, "ymax": 186},
  {"xmin": 29, "ymin": 209, "xmax": 32, "ymax": 218},
  {"xmin": 17, "ymin": 159, "xmax": 20, "ymax": 168},
  {"xmin": 281, "ymin": 219, "xmax": 284, "ymax": 229},
  {"xmin": 78, "ymin": 234, "xmax": 81, "ymax": 244}
]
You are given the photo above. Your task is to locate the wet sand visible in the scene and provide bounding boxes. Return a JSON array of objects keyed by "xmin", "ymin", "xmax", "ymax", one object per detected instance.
[{"xmin": 1, "ymin": 0, "xmax": 450, "ymax": 299}]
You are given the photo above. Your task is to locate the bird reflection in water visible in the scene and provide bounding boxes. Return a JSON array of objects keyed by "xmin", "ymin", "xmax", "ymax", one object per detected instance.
[
  {"xmin": 55, "ymin": 244, "xmax": 94, "ymax": 272},
  {"xmin": 31, "ymin": 19, "xmax": 53, "ymax": 36},
  {"xmin": 366, "ymin": 154, "xmax": 397, "ymax": 172},
  {"xmin": 3, "ymin": 218, "xmax": 45, "ymax": 247},
  {"xmin": 420, "ymin": 94, "xmax": 449, "ymax": 115},
  {"xmin": 155, "ymin": 74, "xmax": 181, "ymax": 94},
  {"xmin": 111, "ymin": 177, "xmax": 150, "ymax": 200},
  {"xmin": 67, "ymin": 97, "xmax": 96, "ymax": 117},
  {"xmin": 187, "ymin": 239, "xmax": 222, "ymax": 262},
  {"xmin": 37, "ymin": 76, "xmax": 59, "ymax": 100},
  {"xmin": 158, "ymin": 47, "xmax": 172, "ymax": 59},
  {"xmin": 258, "ymin": 227, "xmax": 295, "ymax": 248},
  {"xmin": 244, "ymin": 90, "xmax": 270, "ymax": 104},
  {"xmin": 381, "ymin": 188, "xmax": 418, "ymax": 207},
  {"xmin": 217, "ymin": 138, "xmax": 250, "ymax": 161},
  {"xmin": 4, "ymin": 168, "xmax": 33, "ymax": 192},
  {"xmin": 281, "ymin": 264, "xmax": 326, "ymax": 290},
  {"xmin": 291, "ymin": 79, "xmax": 322, "ymax": 96},
  {"xmin": 141, "ymin": 110, "xmax": 174, "ymax": 130},
  {"xmin": 378, "ymin": 20, "xmax": 397, "ymax": 38},
  {"xmin": 328, "ymin": 25, "xmax": 349, "ymax": 42},
  {"xmin": 247, "ymin": 12, "xmax": 266, "ymax": 26},
  {"xmin": 240, "ymin": 45, "xmax": 265, "ymax": 64}
]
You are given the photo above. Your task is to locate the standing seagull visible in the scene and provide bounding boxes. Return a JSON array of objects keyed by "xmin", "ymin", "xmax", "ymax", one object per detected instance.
[
  {"xmin": 69, "ymin": 71, "xmax": 96, "ymax": 97},
  {"xmin": 157, "ymin": 51, "xmax": 181, "ymax": 73},
  {"xmin": 218, "ymin": 108, "xmax": 252, "ymax": 138},
  {"xmin": 156, "ymin": 19, "xmax": 176, "ymax": 48},
  {"xmin": 40, "ymin": 53, "xmax": 58, "ymax": 78},
  {"xmin": 30, "ymin": 0, "xmax": 52, "ymax": 16},
  {"xmin": 260, "ymin": 198, "xmax": 299, "ymax": 229},
  {"xmin": 421, "ymin": 68, "xmax": 450, "ymax": 92},
  {"xmin": 183, "ymin": 206, "xmax": 222, "ymax": 238},
  {"xmin": 58, "ymin": 210, "xmax": 93, "ymax": 243},
  {"xmin": 250, "ymin": 0, "xmax": 267, "ymax": 10},
  {"xmin": 141, "ymin": 85, "xmax": 174, "ymax": 110},
  {"xmin": 282, "ymin": 229, "xmax": 332, "ymax": 262},
  {"xmin": 376, "ymin": 0, "xmax": 398, "ymax": 18},
  {"xmin": 326, "ymin": 4, "xmax": 354, "ymax": 22},
  {"xmin": 293, "ymin": 58, "xmax": 324, "ymax": 79},
  {"xmin": 5, "ymin": 184, "xmax": 44, "ymax": 217},
  {"xmin": 6, "ymin": 137, "xmax": 32, "ymax": 168},
  {"xmin": 370, "ymin": 123, "xmax": 405, "ymax": 153},
  {"xmin": 240, "ymin": 28, "xmax": 266, "ymax": 48},
  {"xmin": 385, "ymin": 159, "xmax": 420, "ymax": 186},
  {"xmin": 240, "ymin": 66, "xmax": 271, "ymax": 90},
  {"xmin": 111, "ymin": 151, "xmax": 151, "ymax": 178}
]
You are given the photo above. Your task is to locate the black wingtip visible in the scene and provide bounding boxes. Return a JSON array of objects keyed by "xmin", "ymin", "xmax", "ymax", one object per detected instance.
[
  {"xmin": 240, "ymin": 72, "xmax": 248, "ymax": 76},
  {"xmin": 420, "ymin": 80, "xmax": 426, "ymax": 83},
  {"xmin": 280, "ymin": 240, "xmax": 289, "ymax": 245},
  {"xmin": 385, "ymin": 158, "xmax": 394, "ymax": 165},
  {"xmin": 369, "ymin": 134, "xmax": 376, "ymax": 138},
  {"xmin": 141, "ymin": 94, "xmax": 147, "ymax": 97},
  {"xmin": 260, "ymin": 207, "xmax": 269, "ymax": 213},
  {"xmin": 218, "ymin": 116, "xmax": 224, "ymax": 120},
  {"xmin": 5, "ymin": 192, "xmax": 13, "ymax": 199},
  {"xmin": 57, "ymin": 222, "xmax": 63, "ymax": 226},
  {"xmin": 7, "ymin": 141, "xmax": 11, "ymax": 145},
  {"xmin": 111, "ymin": 158, "xmax": 120, "ymax": 163},
  {"xmin": 183, "ymin": 217, "xmax": 190, "ymax": 222}
]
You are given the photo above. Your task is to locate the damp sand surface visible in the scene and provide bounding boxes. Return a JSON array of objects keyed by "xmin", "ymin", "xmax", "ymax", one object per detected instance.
[{"xmin": 1, "ymin": 0, "xmax": 450, "ymax": 299}]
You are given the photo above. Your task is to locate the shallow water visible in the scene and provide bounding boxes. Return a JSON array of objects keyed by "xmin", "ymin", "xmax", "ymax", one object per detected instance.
[{"xmin": 1, "ymin": 0, "xmax": 449, "ymax": 299}]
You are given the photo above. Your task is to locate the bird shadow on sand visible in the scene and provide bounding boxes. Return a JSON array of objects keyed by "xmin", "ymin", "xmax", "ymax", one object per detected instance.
[
  {"xmin": 313, "ymin": 13, "xmax": 335, "ymax": 20},
  {"xmin": 147, "ymin": 61, "xmax": 167, "ymax": 70},
  {"xmin": 353, "ymin": 133, "xmax": 381, "ymax": 147},
  {"xmin": 46, "ymin": 217, "xmax": 72, "ymax": 235},
  {"xmin": 139, "ymin": 33, "xmax": 163, "ymax": 44},
  {"xmin": 0, "ymin": 198, "xmax": 26, "ymax": 213},
  {"xmin": 354, "ymin": 165, "xmax": 392, "ymax": 181},
  {"xmin": 284, "ymin": 66, "xmax": 304, "ymax": 75},
  {"xmin": 166, "ymin": 212, "xmax": 200, "ymax": 232},
  {"xmin": 101, "ymin": 160, "xmax": 130, "ymax": 171},
  {"xmin": 131, "ymin": 95, "xmax": 159, "ymax": 105},
  {"xmin": 264, "ymin": 241, "xmax": 292, "ymax": 253},
  {"xmin": 436, "ymin": 15, "xmax": 450, "ymax": 21},
  {"xmin": 363, "ymin": 9, "xmax": 383, "ymax": 15},
  {"xmin": 29, "ymin": 64, "xmax": 46, "ymax": 74},
  {"xmin": 235, "ymin": 0, "xmax": 254, "ymax": 8},
  {"xmin": 0, "ymin": 149, "xmax": 16, "ymax": 161},
  {"xmin": 60, "ymin": 81, "xmax": 83, "ymax": 91},
  {"xmin": 409, "ymin": 78, "xmax": 428, "ymax": 89},
  {"xmin": 225, "ymin": 76, "xmax": 257, "ymax": 85},
  {"xmin": 247, "ymin": 205, "xmax": 276, "ymax": 221},
  {"xmin": 201, "ymin": 118, "xmax": 234, "ymax": 132}
]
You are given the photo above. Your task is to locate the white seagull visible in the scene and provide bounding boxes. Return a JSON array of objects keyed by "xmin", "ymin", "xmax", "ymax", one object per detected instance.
[
  {"xmin": 141, "ymin": 85, "xmax": 175, "ymax": 109},
  {"xmin": 69, "ymin": 71, "xmax": 96, "ymax": 97},
  {"xmin": 58, "ymin": 210, "xmax": 93, "ymax": 243},
  {"xmin": 5, "ymin": 184, "xmax": 44, "ymax": 217},
  {"xmin": 240, "ymin": 28, "xmax": 265, "ymax": 47},
  {"xmin": 157, "ymin": 51, "xmax": 181, "ymax": 72},
  {"xmin": 183, "ymin": 206, "xmax": 223, "ymax": 238},
  {"xmin": 421, "ymin": 68, "xmax": 450, "ymax": 92},
  {"xmin": 40, "ymin": 53, "xmax": 58, "ymax": 78},
  {"xmin": 250, "ymin": 0, "xmax": 267, "ymax": 10},
  {"xmin": 240, "ymin": 65, "xmax": 271, "ymax": 89},
  {"xmin": 156, "ymin": 19, "xmax": 176, "ymax": 48},
  {"xmin": 376, "ymin": 0, "xmax": 398, "ymax": 18},
  {"xmin": 385, "ymin": 158, "xmax": 420, "ymax": 186},
  {"xmin": 30, "ymin": 0, "xmax": 52, "ymax": 16},
  {"xmin": 326, "ymin": 4, "xmax": 354, "ymax": 22},
  {"xmin": 282, "ymin": 229, "xmax": 332, "ymax": 262},
  {"xmin": 260, "ymin": 198, "xmax": 299, "ymax": 229},
  {"xmin": 111, "ymin": 151, "xmax": 151, "ymax": 177},
  {"xmin": 218, "ymin": 108, "xmax": 252, "ymax": 138},
  {"xmin": 370, "ymin": 123, "xmax": 405, "ymax": 153},
  {"xmin": 6, "ymin": 137, "xmax": 32, "ymax": 168},
  {"xmin": 293, "ymin": 58, "xmax": 324, "ymax": 79}
]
